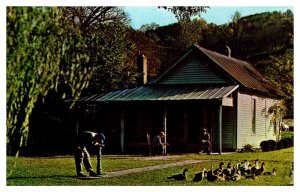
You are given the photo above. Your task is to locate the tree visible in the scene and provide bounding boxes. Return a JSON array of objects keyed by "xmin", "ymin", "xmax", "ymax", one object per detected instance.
[
  {"xmin": 63, "ymin": 7, "xmax": 138, "ymax": 94},
  {"xmin": 227, "ymin": 11, "xmax": 246, "ymax": 57},
  {"xmin": 63, "ymin": 6, "xmax": 129, "ymax": 33},
  {"xmin": 159, "ymin": 6, "xmax": 209, "ymax": 22},
  {"xmin": 6, "ymin": 7, "xmax": 94, "ymax": 155},
  {"xmin": 7, "ymin": 7, "xmax": 135, "ymax": 155},
  {"xmin": 158, "ymin": 6, "xmax": 209, "ymax": 51},
  {"xmin": 172, "ymin": 19, "xmax": 205, "ymax": 51},
  {"xmin": 266, "ymin": 49, "xmax": 293, "ymax": 97},
  {"xmin": 139, "ymin": 22, "xmax": 160, "ymax": 32},
  {"xmin": 86, "ymin": 24, "xmax": 138, "ymax": 94},
  {"xmin": 265, "ymin": 49, "xmax": 293, "ymax": 116}
]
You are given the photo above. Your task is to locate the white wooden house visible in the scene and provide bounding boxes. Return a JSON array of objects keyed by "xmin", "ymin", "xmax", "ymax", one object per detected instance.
[{"xmin": 77, "ymin": 44, "xmax": 284, "ymax": 154}]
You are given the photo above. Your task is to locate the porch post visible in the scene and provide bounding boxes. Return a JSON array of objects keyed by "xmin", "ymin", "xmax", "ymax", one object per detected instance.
[
  {"xmin": 120, "ymin": 110, "xmax": 125, "ymax": 154},
  {"xmin": 163, "ymin": 107, "xmax": 167, "ymax": 155},
  {"xmin": 218, "ymin": 100, "xmax": 222, "ymax": 154},
  {"xmin": 75, "ymin": 120, "xmax": 79, "ymax": 134},
  {"xmin": 75, "ymin": 106, "xmax": 80, "ymax": 134},
  {"xmin": 183, "ymin": 107, "xmax": 188, "ymax": 143}
]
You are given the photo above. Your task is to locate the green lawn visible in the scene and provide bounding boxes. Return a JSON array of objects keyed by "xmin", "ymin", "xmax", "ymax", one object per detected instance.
[
  {"xmin": 281, "ymin": 131, "xmax": 294, "ymax": 139},
  {"xmin": 7, "ymin": 147, "xmax": 293, "ymax": 186}
]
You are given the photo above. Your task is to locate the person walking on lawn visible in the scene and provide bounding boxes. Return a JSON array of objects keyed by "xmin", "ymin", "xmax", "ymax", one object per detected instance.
[{"xmin": 74, "ymin": 131, "xmax": 105, "ymax": 177}]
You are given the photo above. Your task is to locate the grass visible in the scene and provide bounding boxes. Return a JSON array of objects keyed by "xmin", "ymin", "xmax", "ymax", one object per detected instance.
[
  {"xmin": 7, "ymin": 147, "xmax": 294, "ymax": 186},
  {"xmin": 281, "ymin": 131, "xmax": 294, "ymax": 139}
]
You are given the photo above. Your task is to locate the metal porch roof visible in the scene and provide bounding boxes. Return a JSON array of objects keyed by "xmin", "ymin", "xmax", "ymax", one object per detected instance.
[{"xmin": 78, "ymin": 85, "xmax": 239, "ymax": 102}]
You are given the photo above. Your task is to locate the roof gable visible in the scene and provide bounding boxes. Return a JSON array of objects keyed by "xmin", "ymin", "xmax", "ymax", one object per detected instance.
[
  {"xmin": 195, "ymin": 45, "xmax": 271, "ymax": 92},
  {"xmin": 152, "ymin": 44, "xmax": 283, "ymax": 98},
  {"xmin": 153, "ymin": 48, "xmax": 233, "ymax": 85}
]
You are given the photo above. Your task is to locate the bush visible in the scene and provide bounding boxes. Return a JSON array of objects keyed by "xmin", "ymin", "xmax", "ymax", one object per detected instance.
[
  {"xmin": 286, "ymin": 137, "xmax": 293, "ymax": 146},
  {"xmin": 268, "ymin": 140, "xmax": 277, "ymax": 151},
  {"xmin": 260, "ymin": 140, "xmax": 271, "ymax": 152},
  {"xmin": 276, "ymin": 140, "xmax": 283, "ymax": 150},
  {"xmin": 243, "ymin": 144, "xmax": 255, "ymax": 152},
  {"xmin": 281, "ymin": 139, "xmax": 290, "ymax": 148}
]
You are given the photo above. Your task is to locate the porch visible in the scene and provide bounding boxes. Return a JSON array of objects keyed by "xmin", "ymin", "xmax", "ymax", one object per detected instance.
[{"xmin": 77, "ymin": 99, "xmax": 237, "ymax": 154}]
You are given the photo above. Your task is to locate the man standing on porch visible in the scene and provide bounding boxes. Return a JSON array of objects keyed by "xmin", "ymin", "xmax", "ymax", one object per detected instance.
[
  {"xmin": 199, "ymin": 128, "xmax": 211, "ymax": 155},
  {"xmin": 151, "ymin": 131, "xmax": 168, "ymax": 155}
]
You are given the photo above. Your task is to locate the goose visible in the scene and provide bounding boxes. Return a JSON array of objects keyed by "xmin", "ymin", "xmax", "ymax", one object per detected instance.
[
  {"xmin": 263, "ymin": 168, "xmax": 276, "ymax": 176},
  {"xmin": 207, "ymin": 166, "xmax": 218, "ymax": 182},
  {"xmin": 254, "ymin": 162, "xmax": 265, "ymax": 176},
  {"xmin": 214, "ymin": 162, "xmax": 224, "ymax": 175},
  {"xmin": 251, "ymin": 159, "xmax": 260, "ymax": 174},
  {"xmin": 243, "ymin": 160, "xmax": 249, "ymax": 170},
  {"xmin": 217, "ymin": 173, "xmax": 226, "ymax": 181},
  {"xmin": 223, "ymin": 163, "xmax": 233, "ymax": 179},
  {"xmin": 207, "ymin": 166, "xmax": 225, "ymax": 182},
  {"xmin": 234, "ymin": 162, "xmax": 242, "ymax": 175},
  {"xmin": 245, "ymin": 172, "xmax": 256, "ymax": 180},
  {"xmin": 193, "ymin": 168, "xmax": 206, "ymax": 182},
  {"xmin": 168, "ymin": 168, "xmax": 188, "ymax": 181},
  {"xmin": 241, "ymin": 160, "xmax": 251, "ymax": 175},
  {"xmin": 230, "ymin": 170, "xmax": 242, "ymax": 181}
]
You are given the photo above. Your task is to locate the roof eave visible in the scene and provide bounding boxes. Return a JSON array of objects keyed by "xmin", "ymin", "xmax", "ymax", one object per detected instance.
[{"xmin": 240, "ymin": 86, "xmax": 286, "ymax": 99}]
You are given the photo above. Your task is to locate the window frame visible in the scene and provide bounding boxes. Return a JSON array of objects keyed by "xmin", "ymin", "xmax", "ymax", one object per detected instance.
[{"xmin": 251, "ymin": 97, "xmax": 256, "ymax": 134}]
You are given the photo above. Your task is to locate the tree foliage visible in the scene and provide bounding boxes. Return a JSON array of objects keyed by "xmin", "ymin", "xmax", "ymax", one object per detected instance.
[
  {"xmin": 264, "ymin": 49, "xmax": 293, "ymax": 98},
  {"xmin": 6, "ymin": 6, "xmax": 138, "ymax": 155},
  {"xmin": 138, "ymin": 9, "xmax": 293, "ymax": 115},
  {"xmin": 159, "ymin": 6, "xmax": 209, "ymax": 21},
  {"xmin": 86, "ymin": 24, "xmax": 137, "ymax": 94},
  {"xmin": 63, "ymin": 7, "xmax": 138, "ymax": 95},
  {"xmin": 6, "ymin": 7, "xmax": 90, "ymax": 154}
]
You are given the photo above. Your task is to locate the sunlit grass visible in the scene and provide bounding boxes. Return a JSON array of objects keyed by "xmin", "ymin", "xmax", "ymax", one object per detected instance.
[
  {"xmin": 281, "ymin": 131, "xmax": 294, "ymax": 139},
  {"xmin": 7, "ymin": 147, "xmax": 293, "ymax": 186}
]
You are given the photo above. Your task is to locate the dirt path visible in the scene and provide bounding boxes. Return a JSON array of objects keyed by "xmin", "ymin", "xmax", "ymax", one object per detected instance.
[{"xmin": 101, "ymin": 159, "xmax": 213, "ymax": 178}]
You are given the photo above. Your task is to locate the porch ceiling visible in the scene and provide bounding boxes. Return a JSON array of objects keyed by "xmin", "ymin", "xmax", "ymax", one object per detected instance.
[{"xmin": 78, "ymin": 85, "xmax": 239, "ymax": 102}]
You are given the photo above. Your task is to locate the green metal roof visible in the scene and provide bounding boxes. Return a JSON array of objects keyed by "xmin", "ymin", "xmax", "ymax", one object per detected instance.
[{"xmin": 78, "ymin": 85, "xmax": 239, "ymax": 103}]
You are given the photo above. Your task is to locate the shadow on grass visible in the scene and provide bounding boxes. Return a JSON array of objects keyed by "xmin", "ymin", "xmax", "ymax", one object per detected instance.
[{"xmin": 7, "ymin": 175, "xmax": 76, "ymax": 180}]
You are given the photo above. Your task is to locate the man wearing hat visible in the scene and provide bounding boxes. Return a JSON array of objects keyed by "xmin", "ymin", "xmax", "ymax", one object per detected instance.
[
  {"xmin": 200, "ymin": 128, "xmax": 211, "ymax": 155},
  {"xmin": 151, "ymin": 131, "xmax": 167, "ymax": 155},
  {"xmin": 74, "ymin": 131, "xmax": 105, "ymax": 177}
]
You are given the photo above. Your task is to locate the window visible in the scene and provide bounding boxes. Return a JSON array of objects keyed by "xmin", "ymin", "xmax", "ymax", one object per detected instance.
[{"xmin": 251, "ymin": 98, "xmax": 256, "ymax": 134}]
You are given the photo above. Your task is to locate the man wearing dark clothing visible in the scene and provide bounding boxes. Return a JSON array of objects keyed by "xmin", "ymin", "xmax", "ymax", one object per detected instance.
[
  {"xmin": 74, "ymin": 131, "xmax": 105, "ymax": 177},
  {"xmin": 199, "ymin": 128, "xmax": 211, "ymax": 155}
]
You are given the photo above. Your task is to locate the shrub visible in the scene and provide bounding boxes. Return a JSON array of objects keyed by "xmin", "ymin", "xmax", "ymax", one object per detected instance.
[
  {"xmin": 268, "ymin": 140, "xmax": 277, "ymax": 151},
  {"xmin": 243, "ymin": 144, "xmax": 254, "ymax": 152},
  {"xmin": 281, "ymin": 139, "xmax": 290, "ymax": 148},
  {"xmin": 260, "ymin": 140, "xmax": 271, "ymax": 152},
  {"xmin": 286, "ymin": 137, "xmax": 293, "ymax": 146},
  {"xmin": 276, "ymin": 140, "xmax": 283, "ymax": 150}
]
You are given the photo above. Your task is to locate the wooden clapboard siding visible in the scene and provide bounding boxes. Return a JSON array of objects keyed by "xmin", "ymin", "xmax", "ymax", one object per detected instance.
[
  {"xmin": 159, "ymin": 53, "xmax": 230, "ymax": 85},
  {"xmin": 256, "ymin": 97, "xmax": 266, "ymax": 136},
  {"xmin": 237, "ymin": 93, "xmax": 252, "ymax": 148},
  {"xmin": 237, "ymin": 92, "xmax": 279, "ymax": 148},
  {"xmin": 222, "ymin": 106, "xmax": 235, "ymax": 149}
]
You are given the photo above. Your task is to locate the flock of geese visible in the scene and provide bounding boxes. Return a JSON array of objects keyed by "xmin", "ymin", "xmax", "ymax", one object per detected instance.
[{"xmin": 168, "ymin": 159, "xmax": 293, "ymax": 182}]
